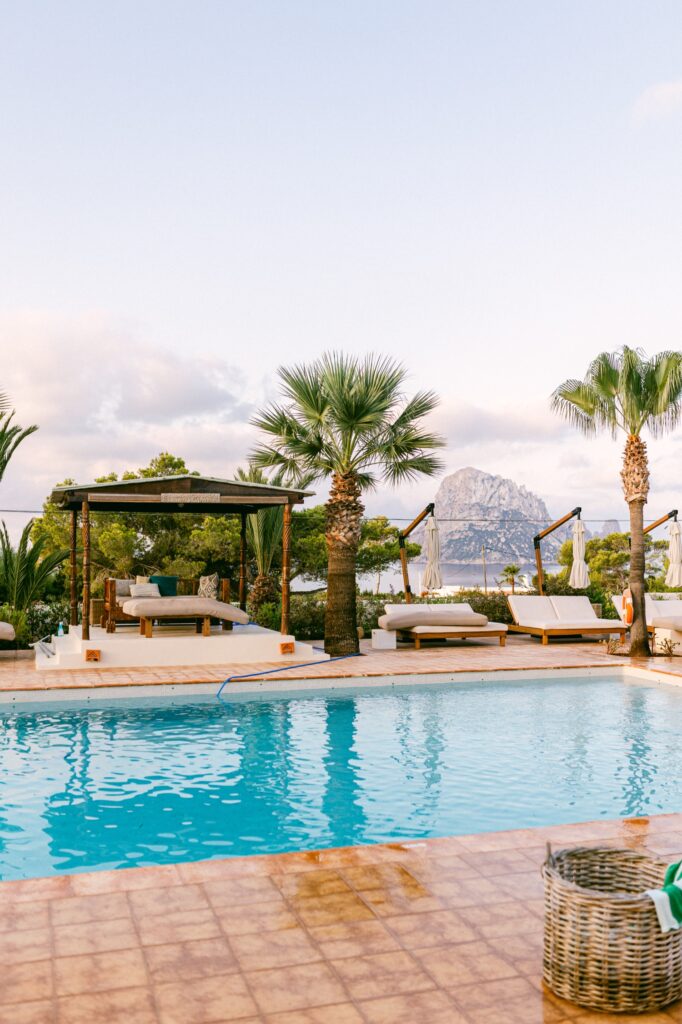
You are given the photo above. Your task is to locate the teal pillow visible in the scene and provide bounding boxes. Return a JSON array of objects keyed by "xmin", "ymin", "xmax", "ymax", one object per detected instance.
[{"xmin": 149, "ymin": 575, "xmax": 178, "ymax": 597}]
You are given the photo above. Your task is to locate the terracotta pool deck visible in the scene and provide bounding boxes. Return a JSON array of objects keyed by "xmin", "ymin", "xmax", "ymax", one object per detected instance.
[
  {"xmin": 2, "ymin": 633, "xmax": 682, "ymax": 693},
  {"xmin": 1, "ymin": 814, "xmax": 682, "ymax": 1023},
  {"xmin": 2, "ymin": 638, "xmax": 682, "ymax": 1021}
]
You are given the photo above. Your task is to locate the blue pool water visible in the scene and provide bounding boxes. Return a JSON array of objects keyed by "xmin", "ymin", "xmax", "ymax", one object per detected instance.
[{"xmin": 1, "ymin": 675, "xmax": 681, "ymax": 880}]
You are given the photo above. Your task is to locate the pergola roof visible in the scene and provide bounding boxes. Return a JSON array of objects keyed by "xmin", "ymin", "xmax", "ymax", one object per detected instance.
[{"xmin": 50, "ymin": 475, "xmax": 312, "ymax": 515}]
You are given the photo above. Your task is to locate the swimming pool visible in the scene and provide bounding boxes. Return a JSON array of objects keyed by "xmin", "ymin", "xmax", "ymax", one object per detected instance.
[{"xmin": 1, "ymin": 673, "xmax": 681, "ymax": 880}]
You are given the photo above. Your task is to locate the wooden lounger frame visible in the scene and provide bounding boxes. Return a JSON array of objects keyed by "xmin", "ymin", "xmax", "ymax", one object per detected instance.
[
  {"xmin": 507, "ymin": 623, "xmax": 628, "ymax": 645},
  {"xmin": 397, "ymin": 627, "xmax": 507, "ymax": 650},
  {"xmin": 139, "ymin": 615, "xmax": 226, "ymax": 638}
]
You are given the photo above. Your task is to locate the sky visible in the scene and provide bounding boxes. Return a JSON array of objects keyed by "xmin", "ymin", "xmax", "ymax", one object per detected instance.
[{"xmin": 1, "ymin": 0, "xmax": 682, "ymax": 537}]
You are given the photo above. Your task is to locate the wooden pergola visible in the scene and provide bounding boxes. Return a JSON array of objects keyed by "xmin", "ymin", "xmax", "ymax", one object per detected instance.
[{"xmin": 49, "ymin": 475, "xmax": 312, "ymax": 641}]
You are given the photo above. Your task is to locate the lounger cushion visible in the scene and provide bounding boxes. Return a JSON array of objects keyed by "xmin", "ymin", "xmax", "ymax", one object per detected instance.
[
  {"xmin": 384, "ymin": 602, "xmax": 474, "ymax": 615},
  {"xmin": 549, "ymin": 596, "xmax": 597, "ymax": 621},
  {"xmin": 0, "ymin": 621, "xmax": 16, "ymax": 641},
  {"xmin": 507, "ymin": 596, "xmax": 557, "ymax": 624},
  {"xmin": 115, "ymin": 578, "xmax": 134, "ymax": 598},
  {"xmin": 402, "ymin": 622, "xmax": 507, "ymax": 635},
  {"xmin": 121, "ymin": 596, "xmax": 249, "ymax": 624},
  {"xmin": 656, "ymin": 600, "xmax": 682, "ymax": 615},
  {"xmin": 378, "ymin": 605, "xmax": 488, "ymax": 630},
  {"xmin": 651, "ymin": 617, "xmax": 682, "ymax": 631}
]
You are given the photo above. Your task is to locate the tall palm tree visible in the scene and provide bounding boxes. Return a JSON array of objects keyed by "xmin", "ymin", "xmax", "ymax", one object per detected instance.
[
  {"xmin": 0, "ymin": 411, "xmax": 38, "ymax": 484},
  {"xmin": 552, "ymin": 347, "xmax": 682, "ymax": 657},
  {"xmin": 500, "ymin": 563, "xmax": 521, "ymax": 594},
  {"xmin": 251, "ymin": 353, "xmax": 444, "ymax": 655}
]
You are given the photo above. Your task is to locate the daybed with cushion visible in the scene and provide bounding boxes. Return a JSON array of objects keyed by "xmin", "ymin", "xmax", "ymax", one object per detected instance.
[
  {"xmin": 377, "ymin": 603, "xmax": 508, "ymax": 649},
  {"xmin": 103, "ymin": 575, "xmax": 231, "ymax": 632},
  {"xmin": 508, "ymin": 595, "xmax": 627, "ymax": 644},
  {"xmin": 121, "ymin": 594, "xmax": 249, "ymax": 638}
]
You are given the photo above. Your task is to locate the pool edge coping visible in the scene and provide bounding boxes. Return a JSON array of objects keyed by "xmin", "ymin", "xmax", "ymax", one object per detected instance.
[{"xmin": 1, "ymin": 662, "xmax": 681, "ymax": 703}]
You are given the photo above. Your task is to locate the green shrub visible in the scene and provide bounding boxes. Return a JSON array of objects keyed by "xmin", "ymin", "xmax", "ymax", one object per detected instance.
[
  {"xmin": 252, "ymin": 593, "xmax": 327, "ymax": 642},
  {"xmin": 0, "ymin": 604, "xmax": 29, "ymax": 647},
  {"xmin": 26, "ymin": 600, "xmax": 71, "ymax": 643}
]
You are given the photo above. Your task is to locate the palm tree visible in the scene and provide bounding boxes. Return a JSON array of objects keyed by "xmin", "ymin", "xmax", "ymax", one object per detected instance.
[
  {"xmin": 552, "ymin": 347, "xmax": 682, "ymax": 657},
  {"xmin": 235, "ymin": 465, "xmax": 286, "ymax": 615},
  {"xmin": 251, "ymin": 353, "xmax": 444, "ymax": 655},
  {"xmin": 0, "ymin": 521, "xmax": 68, "ymax": 611},
  {"xmin": 0, "ymin": 411, "xmax": 38, "ymax": 483},
  {"xmin": 500, "ymin": 563, "xmax": 521, "ymax": 594}
]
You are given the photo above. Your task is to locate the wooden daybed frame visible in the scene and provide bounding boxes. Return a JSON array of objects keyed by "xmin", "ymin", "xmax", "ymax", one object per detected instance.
[
  {"xmin": 507, "ymin": 622, "xmax": 628, "ymax": 645},
  {"xmin": 397, "ymin": 625, "xmax": 508, "ymax": 650}
]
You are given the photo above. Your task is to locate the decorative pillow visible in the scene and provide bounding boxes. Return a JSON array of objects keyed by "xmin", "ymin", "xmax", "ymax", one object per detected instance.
[
  {"xmin": 115, "ymin": 579, "xmax": 133, "ymax": 598},
  {"xmin": 129, "ymin": 582, "xmax": 161, "ymax": 598},
  {"xmin": 198, "ymin": 573, "xmax": 219, "ymax": 599},
  {"xmin": 136, "ymin": 576, "xmax": 150, "ymax": 585},
  {"xmin": 149, "ymin": 574, "xmax": 178, "ymax": 597}
]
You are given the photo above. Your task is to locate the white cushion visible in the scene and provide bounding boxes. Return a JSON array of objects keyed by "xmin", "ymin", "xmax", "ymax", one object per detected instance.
[
  {"xmin": 550, "ymin": 596, "xmax": 597, "ymax": 621},
  {"xmin": 507, "ymin": 596, "xmax": 557, "ymax": 624},
  {"xmin": 384, "ymin": 602, "xmax": 473, "ymax": 615},
  {"xmin": 121, "ymin": 596, "xmax": 248, "ymax": 624},
  {"xmin": 115, "ymin": 579, "xmax": 134, "ymax": 598},
  {"xmin": 129, "ymin": 583, "xmax": 162, "ymax": 599},
  {"xmin": 379, "ymin": 605, "xmax": 487, "ymax": 630},
  {"xmin": 651, "ymin": 616, "xmax": 682, "ymax": 630},
  {"xmin": 404, "ymin": 622, "xmax": 507, "ymax": 635},
  {"xmin": 0, "ymin": 621, "xmax": 15, "ymax": 641}
]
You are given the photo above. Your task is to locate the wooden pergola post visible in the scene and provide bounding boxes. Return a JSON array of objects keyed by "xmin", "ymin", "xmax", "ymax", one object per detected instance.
[
  {"xmin": 239, "ymin": 512, "xmax": 248, "ymax": 611},
  {"xmin": 69, "ymin": 509, "xmax": 79, "ymax": 627},
  {"xmin": 281, "ymin": 502, "xmax": 292, "ymax": 635},
  {"xmin": 81, "ymin": 500, "xmax": 91, "ymax": 641}
]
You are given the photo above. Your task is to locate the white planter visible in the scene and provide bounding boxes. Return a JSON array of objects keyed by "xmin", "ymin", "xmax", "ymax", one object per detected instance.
[{"xmin": 371, "ymin": 628, "xmax": 397, "ymax": 650}]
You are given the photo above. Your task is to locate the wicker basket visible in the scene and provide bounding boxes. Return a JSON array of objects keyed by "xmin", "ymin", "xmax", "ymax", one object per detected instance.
[{"xmin": 543, "ymin": 845, "xmax": 682, "ymax": 1013}]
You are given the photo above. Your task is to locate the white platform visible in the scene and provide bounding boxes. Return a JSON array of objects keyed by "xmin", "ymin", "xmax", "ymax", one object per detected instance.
[{"xmin": 35, "ymin": 623, "xmax": 328, "ymax": 670}]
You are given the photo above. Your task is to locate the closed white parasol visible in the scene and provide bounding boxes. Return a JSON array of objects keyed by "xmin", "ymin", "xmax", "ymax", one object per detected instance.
[
  {"xmin": 665, "ymin": 520, "xmax": 682, "ymax": 588},
  {"xmin": 569, "ymin": 518, "xmax": 589, "ymax": 589},
  {"xmin": 421, "ymin": 516, "xmax": 443, "ymax": 591}
]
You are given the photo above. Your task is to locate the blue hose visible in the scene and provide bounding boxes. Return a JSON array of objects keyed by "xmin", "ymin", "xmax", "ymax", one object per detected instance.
[{"xmin": 216, "ymin": 649, "xmax": 361, "ymax": 702}]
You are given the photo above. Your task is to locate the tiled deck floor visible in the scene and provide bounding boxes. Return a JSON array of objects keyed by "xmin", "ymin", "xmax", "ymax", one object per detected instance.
[
  {"xmin": 2, "ymin": 815, "xmax": 682, "ymax": 1023},
  {"xmin": 2, "ymin": 634, "xmax": 682, "ymax": 692}
]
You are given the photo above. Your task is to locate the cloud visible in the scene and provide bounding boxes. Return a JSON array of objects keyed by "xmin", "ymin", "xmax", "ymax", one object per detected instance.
[
  {"xmin": 434, "ymin": 401, "xmax": 568, "ymax": 447},
  {"xmin": 0, "ymin": 312, "xmax": 260, "ymax": 534},
  {"xmin": 633, "ymin": 80, "xmax": 682, "ymax": 124}
]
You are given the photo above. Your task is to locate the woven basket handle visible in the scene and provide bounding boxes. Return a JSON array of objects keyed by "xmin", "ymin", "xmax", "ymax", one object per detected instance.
[{"xmin": 544, "ymin": 841, "xmax": 556, "ymax": 869}]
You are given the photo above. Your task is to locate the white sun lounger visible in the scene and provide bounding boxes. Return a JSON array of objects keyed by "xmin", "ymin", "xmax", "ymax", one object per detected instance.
[
  {"xmin": 507, "ymin": 595, "xmax": 627, "ymax": 645},
  {"xmin": 0, "ymin": 621, "xmax": 15, "ymax": 642},
  {"xmin": 613, "ymin": 594, "xmax": 682, "ymax": 651},
  {"xmin": 377, "ymin": 602, "xmax": 508, "ymax": 649}
]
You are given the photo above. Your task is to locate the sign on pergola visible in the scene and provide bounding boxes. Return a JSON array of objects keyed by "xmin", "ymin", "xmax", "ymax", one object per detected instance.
[{"xmin": 49, "ymin": 475, "xmax": 312, "ymax": 640}]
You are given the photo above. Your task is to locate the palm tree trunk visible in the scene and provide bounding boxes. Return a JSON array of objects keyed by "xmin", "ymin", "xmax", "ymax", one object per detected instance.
[
  {"xmin": 325, "ymin": 472, "xmax": 363, "ymax": 656},
  {"xmin": 628, "ymin": 499, "xmax": 649, "ymax": 657},
  {"xmin": 248, "ymin": 573, "xmax": 277, "ymax": 618},
  {"xmin": 622, "ymin": 435, "xmax": 651, "ymax": 658}
]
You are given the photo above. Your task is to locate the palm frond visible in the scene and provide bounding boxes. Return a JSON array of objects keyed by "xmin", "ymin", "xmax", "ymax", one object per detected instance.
[
  {"xmin": 552, "ymin": 346, "xmax": 682, "ymax": 441},
  {"xmin": 0, "ymin": 412, "xmax": 38, "ymax": 484},
  {"xmin": 0, "ymin": 520, "xmax": 68, "ymax": 611},
  {"xmin": 252, "ymin": 351, "xmax": 445, "ymax": 497}
]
